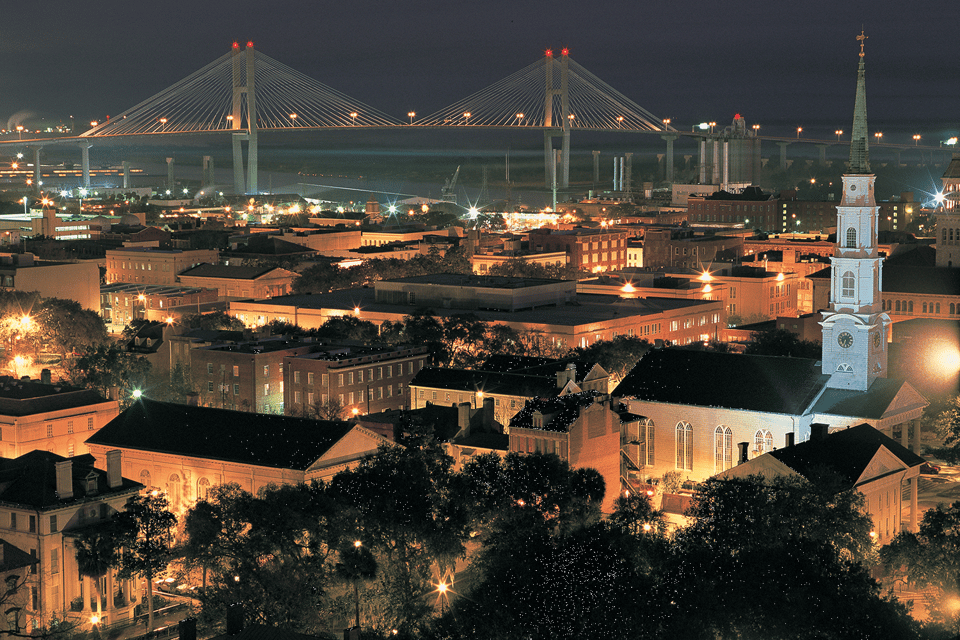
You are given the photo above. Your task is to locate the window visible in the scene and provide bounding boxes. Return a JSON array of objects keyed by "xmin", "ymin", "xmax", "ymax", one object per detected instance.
[
  {"xmin": 28, "ymin": 515, "xmax": 36, "ymax": 533},
  {"xmin": 264, "ymin": 384, "xmax": 270, "ymax": 396},
  {"xmin": 715, "ymin": 426, "xmax": 733, "ymax": 472},
  {"xmin": 357, "ymin": 370, "xmax": 363, "ymax": 383},
  {"xmin": 10, "ymin": 513, "xmax": 16, "ymax": 529},
  {"xmin": 168, "ymin": 474, "xmax": 181, "ymax": 507},
  {"xmin": 49, "ymin": 515, "xmax": 58, "ymax": 533},
  {"xmin": 207, "ymin": 381, "xmax": 214, "ymax": 392},
  {"xmin": 845, "ymin": 227, "xmax": 857, "ymax": 248},
  {"xmin": 46, "ymin": 424, "xmax": 53, "ymax": 438},
  {"xmin": 234, "ymin": 384, "xmax": 240, "ymax": 395},
  {"xmin": 67, "ymin": 421, "xmax": 74, "ymax": 434},
  {"xmin": 197, "ymin": 477, "xmax": 211, "ymax": 501},
  {"xmin": 338, "ymin": 374, "xmax": 344, "ymax": 386},
  {"xmin": 207, "ymin": 363, "xmax": 213, "ymax": 374},
  {"xmin": 755, "ymin": 429, "xmax": 773, "ymax": 455},
  {"xmin": 88, "ymin": 417, "xmax": 94, "ymax": 430},
  {"xmin": 234, "ymin": 366, "xmax": 240, "ymax": 377},
  {"xmin": 308, "ymin": 372, "xmax": 315, "ymax": 385},
  {"xmin": 263, "ymin": 365, "xmax": 269, "ymax": 376},
  {"xmin": 307, "ymin": 392, "xmax": 314, "ymax": 405},
  {"xmin": 841, "ymin": 271, "xmax": 855, "ymax": 298},
  {"xmin": 676, "ymin": 422, "xmax": 693, "ymax": 470},
  {"xmin": 295, "ymin": 391, "xmax": 301, "ymax": 403},
  {"xmin": 140, "ymin": 469, "xmax": 151, "ymax": 489},
  {"xmin": 639, "ymin": 419, "xmax": 655, "ymax": 466}
]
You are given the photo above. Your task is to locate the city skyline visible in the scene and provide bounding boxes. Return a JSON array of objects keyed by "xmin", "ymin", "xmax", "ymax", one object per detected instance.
[{"xmin": 3, "ymin": 0, "xmax": 957, "ymax": 142}]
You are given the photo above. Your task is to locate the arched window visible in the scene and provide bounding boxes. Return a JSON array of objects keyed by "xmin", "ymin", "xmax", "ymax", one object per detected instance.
[
  {"xmin": 845, "ymin": 227, "xmax": 857, "ymax": 248},
  {"xmin": 951, "ymin": 303, "xmax": 956, "ymax": 315},
  {"xmin": 167, "ymin": 473, "xmax": 181, "ymax": 508},
  {"xmin": 139, "ymin": 469, "xmax": 151, "ymax": 490},
  {"xmin": 895, "ymin": 300, "xmax": 901, "ymax": 312},
  {"xmin": 841, "ymin": 271, "xmax": 855, "ymax": 298},
  {"xmin": 908, "ymin": 301, "xmax": 914, "ymax": 312},
  {"xmin": 836, "ymin": 363, "xmax": 853, "ymax": 373},
  {"xmin": 715, "ymin": 426, "xmax": 732, "ymax": 472},
  {"xmin": 676, "ymin": 422, "xmax": 693, "ymax": 471},
  {"xmin": 755, "ymin": 429, "xmax": 773, "ymax": 455},
  {"xmin": 936, "ymin": 303, "xmax": 941, "ymax": 314},
  {"xmin": 197, "ymin": 477, "xmax": 211, "ymax": 501},
  {"xmin": 640, "ymin": 419, "xmax": 655, "ymax": 466},
  {"xmin": 923, "ymin": 302, "xmax": 928, "ymax": 313}
]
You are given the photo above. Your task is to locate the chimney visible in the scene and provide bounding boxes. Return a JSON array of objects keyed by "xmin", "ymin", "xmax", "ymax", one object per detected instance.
[
  {"xmin": 41, "ymin": 369, "xmax": 52, "ymax": 385},
  {"xmin": 482, "ymin": 397, "xmax": 495, "ymax": 431},
  {"xmin": 55, "ymin": 460, "xmax": 74, "ymax": 500},
  {"xmin": 178, "ymin": 618, "xmax": 197, "ymax": 640},
  {"xmin": 457, "ymin": 402, "xmax": 471, "ymax": 438},
  {"xmin": 737, "ymin": 441, "xmax": 749, "ymax": 464},
  {"xmin": 226, "ymin": 604, "xmax": 244, "ymax": 636},
  {"xmin": 186, "ymin": 392, "xmax": 200, "ymax": 407},
  {"xmin": 108, "ymin": 386, "xmax": 119, "ymax": 401},
  {"xmin": 106, "ymin": 450, "xmax": 122, "ymax": 489},
  {"xmin": 810, "ymin": 423, "xmax": 829, "ymax": 442},
  {"xmin": 785, "ymin": 432, "xmax": 795, "ymax": 448}
]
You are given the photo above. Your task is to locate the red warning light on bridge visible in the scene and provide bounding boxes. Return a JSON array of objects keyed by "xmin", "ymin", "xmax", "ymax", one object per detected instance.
[
  {"xmin": 561, "ymin": 47, "xmax": 569, "ymax": 56},
  {"xmin": 247, "ymin": 41, "xmax": 254, "ymax": 48},
  {"xmin": 734, "ymin": 113, "xmax": 742, "ymax": 119},
  {"xmin": 232, "ymin": 42, "xmax": 240, "ymax": 49},
  {"xmin": 545, "ymin": 49, "xmax": 553, "ymax": 57}
]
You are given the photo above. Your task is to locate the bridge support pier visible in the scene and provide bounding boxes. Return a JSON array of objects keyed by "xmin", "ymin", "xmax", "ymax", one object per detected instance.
[
  {"xmin": 80, "ymin": 145, "xmax": 91, "ymax": 188},
  {"xmin": 203, "ymin": 156, "xmax": 214, "ymax": 188},
  {"xmin": 817, "ymin": 144, "xmax": 828, "ymax": 166},
  {"xmin": 592, "ymin": 151, "xmax": 600, "ymax": 189},
  {"xmin": 777, "ymin": 142, "xmax": 791, "ymax": 171},
  {"xmin": 661, "ymin": 134, "xmax": 679, "ymax": 184},
  {"xmin": 122, "ymin": 161, "xmax": 130, "ymax": 189},
  {"xmin": 624, "ymin": 153, "xmax": 633, "ymax": 194},
  {"xmin": 233, "ymin": 133, "xmax": 246, "ymax": 194},
  {"xmin": 166, "ymin": 157, "xmax": 175, "ymax": 191}
]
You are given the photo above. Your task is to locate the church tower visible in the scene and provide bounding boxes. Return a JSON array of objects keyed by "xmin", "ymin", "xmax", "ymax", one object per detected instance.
[{"xmin": 821, "ymin": 32, "xmax": 890, "ymax": 391}]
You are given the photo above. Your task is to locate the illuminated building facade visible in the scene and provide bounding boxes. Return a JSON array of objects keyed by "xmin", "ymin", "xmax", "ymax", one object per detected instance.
[{"xmin": 104, "ymin": 247, "xmax": 219, "ymax": 285}]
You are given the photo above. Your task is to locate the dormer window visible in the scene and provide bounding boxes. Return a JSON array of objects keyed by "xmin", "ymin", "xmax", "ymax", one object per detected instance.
[{"xmin": 85, "ymin": 472, "xmax": 99, "ymax": 495}]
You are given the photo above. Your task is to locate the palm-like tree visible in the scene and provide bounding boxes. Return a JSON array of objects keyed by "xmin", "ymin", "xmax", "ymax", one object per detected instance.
[{"xmin": 73, "ymin": 522, "xmax": 121, "ymax": 624}]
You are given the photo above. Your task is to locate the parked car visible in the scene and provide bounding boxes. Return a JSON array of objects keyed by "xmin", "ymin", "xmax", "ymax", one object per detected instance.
[{"xmin": 920, "ymin": 462, "xmax": 941, "ymax": 475}]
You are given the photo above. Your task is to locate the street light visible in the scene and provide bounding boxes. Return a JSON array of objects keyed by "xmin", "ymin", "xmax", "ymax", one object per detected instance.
[
  {"xmin": 516, "ymin": 113, "xmax": 524, "ymax": 126},
  {"xmin": 289, "ymin": 113, "xmax": 297, "ymax": 126},
  {"xmin": 708, "ymin": 121, "xmax": 717, "ymax": 134},
  {"xmin": 662, "ymin": 118, "xmax": 671, "ymax": 131},
  {"xmin": 407, "ymin": 111, "xmax": 416, "ymax": 125},
  {"xmin": 913, "ymin": 134, "xmax": 921, "ymax": 146},
  {"xmin": 874, "ymin": 132, "xmax": 883, "ymax": 143},
  {"xmin": 16, "ymin": 125, "xmax": 23, "ymax": 140},
  {"xmin": 617, "ymin": 116, "xmax": 624, "ymax": 128},
  {"xmin": 797, "ymin": 127, "xmax": 803, "ymax": 138},
  {"xmin": 349, "ymin": 112, "xmax": 358, "ymax": 125},
  {"xmin": 752, "ymin": 124, "xmax": 760, "ymax": 135},
  {"xmin": 835, "ymin": 129, "xmax": 843, "ymax": 141},
  {"xmin": 463, "ymin": 111, "xmax": 471, "ymax": 125}
]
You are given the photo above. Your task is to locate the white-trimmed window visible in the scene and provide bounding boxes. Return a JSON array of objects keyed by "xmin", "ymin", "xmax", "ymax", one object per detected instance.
[
  {"xmin": 845, "ymin": 227, "xmax": 857, "ymax": 248},
  {"xmin": 715, "ymin": 425, "xmax": 732, "ymax": 472},
  {"xmin": 755, "ymin": 429, "xmax": 773, "ymax": 455},
  {"xmin": 639, "ymin": 419, "xmax": 655, "ymax": 466},
  {"xmin": 676, "ymin": 422, "xmax": 693, "ymax": 470},
  {"xmin": 841, "ymin": 271, "xmax": 855, "ymax": 298}
]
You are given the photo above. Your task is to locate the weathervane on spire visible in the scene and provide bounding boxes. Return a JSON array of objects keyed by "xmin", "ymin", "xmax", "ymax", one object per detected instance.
[{"xmin": 857, "ymin": 30, "xmax": 868, "ymax": 57}]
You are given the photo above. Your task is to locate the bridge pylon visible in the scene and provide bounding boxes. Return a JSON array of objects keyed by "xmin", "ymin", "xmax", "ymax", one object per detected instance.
[{"xmin": 230, "ymin": 42, "xmax": 258, "ymax": 195}]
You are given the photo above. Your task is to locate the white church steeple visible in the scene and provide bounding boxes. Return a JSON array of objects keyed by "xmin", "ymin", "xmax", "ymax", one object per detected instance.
[{"xmin": 820, "ymin": 31, "xmax": 890, "ymax": 391}]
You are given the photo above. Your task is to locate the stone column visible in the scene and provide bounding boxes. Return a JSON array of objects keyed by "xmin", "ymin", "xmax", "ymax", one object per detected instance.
[
  {"xmin": 661, "ymin": 134, "xmax": 679, "ymax": 184},
  {"xmin": 777, "ymin": 142, "xmax": 790, "ymax": 171},
  {"xmin": 913, "ymin": 418, "xmax": 922, "ymax": 452},
  {"xmin": 910, "ymin": 475, "xmax": 919, "ymax": 532},
  {"xmin": 817, "ymin": 144, "xmax": 828, "ymax": 166}
]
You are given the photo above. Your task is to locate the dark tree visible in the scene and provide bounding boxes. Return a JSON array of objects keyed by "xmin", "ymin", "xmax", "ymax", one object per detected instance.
[
  {"xmin": 71, "ymin": 343, "xmax": 151, "ymax": 406},
  {"xmin": 73, "ymin": 521, "xmax": 123, "ymax": 623}
]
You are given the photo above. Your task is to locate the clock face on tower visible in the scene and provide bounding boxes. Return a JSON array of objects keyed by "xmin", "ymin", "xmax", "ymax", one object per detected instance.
[{"xmin": 838, "ymin": 332, "xmax": 854, "ymax": 348}]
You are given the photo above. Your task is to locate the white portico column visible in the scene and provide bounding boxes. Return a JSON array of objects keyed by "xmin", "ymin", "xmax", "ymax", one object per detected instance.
[{"xmin": 910, "ymin": 475, "xmax": 919, "ymax": 533}]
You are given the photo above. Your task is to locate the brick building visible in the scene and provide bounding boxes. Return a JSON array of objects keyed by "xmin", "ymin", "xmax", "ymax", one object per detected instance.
[
  {"xmin": 641, "ymin": 228, "xmax": 744, "ymax": 270},
  {"xmin": 527, "ymin": 227, "xmax": 630, "ymax": 272},
  {"xmin": 283, "ymin": 345, "xmax": 429, "ymax": 418},
  {"xmin": 104, "ymin": 247, "xmax": 220, "ymax": 285},
  {"xmin": 0, "ymin": 253, "xmax": 101, "ymax": 312},
  {"xmin": 100, "ymin": 283, "xmax": 219, "ymax": 331}
]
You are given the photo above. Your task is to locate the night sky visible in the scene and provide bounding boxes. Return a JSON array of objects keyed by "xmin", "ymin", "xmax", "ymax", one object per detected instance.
[{"xmin": 3, "ymin": 0, "xmax": 958, "ymax": 143}]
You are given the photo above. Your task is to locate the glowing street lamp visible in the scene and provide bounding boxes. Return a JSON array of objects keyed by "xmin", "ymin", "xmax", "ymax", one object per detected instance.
[
  {"xmin": 349, "ymin": 111, "xmax": 358, "ymax": 125},
  {"xmin": 874, "ymin": 131, "xmax": 883, "ymax": 143},
  {"xmin": 516, "ymin": 113, "xmax": 524, "ymax": 126},
  {"xmin": 835, "ymin": 129, "xmax": 843, "ymax": 141},
  {"xmin": 616, "ymin": 115, "xmax": 624, "ymax": 128},
  {"xmin": 752, "ymin": 124, "xmax": 760, "ymax": 135},
  {"xmin": 708, "ymin": 121, "xmax": 717, "ymax": 134},
  {"xmin": 463, "ymin": 111, "xmax": 471, "ymax": 125},
  {"xmin": 407, "ymin": 111, "xmax": 416, "ymax": 125},
  {"xmin": 796, "ymin": 127, "xmax": 803, "ymax": 138},
  {"xmin": 662, "ymin": 118, "xmax": 671, "ymax": 130},
  {"xmin": 16, "ymin": 125, "xmax": 23, "ymax": 140},
  {"xmin": 913, "ymin": 134, "xmax": 921, "ymax": 146}
]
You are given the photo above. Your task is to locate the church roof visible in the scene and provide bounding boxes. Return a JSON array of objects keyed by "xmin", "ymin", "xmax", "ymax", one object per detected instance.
[
  {"xmin": 410, "ymin": 367, "xmax": 558, "ymax": 398},
  {"xmin": 613, "ymin": 349, "xmax": 827, "ymax": 415},
  {"xmin": 770, "ymin": 423, "xmax": 924, "ymax": 488},
  {"xmin": 88, "ymin": 398, "xmax": 355, "ymax": 470},
  {"xmin": 810, "ymin": 378, "xmax": 916, "ymax": 419}
]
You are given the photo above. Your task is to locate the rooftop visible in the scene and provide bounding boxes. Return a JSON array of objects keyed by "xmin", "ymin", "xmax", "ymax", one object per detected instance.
[
  {"xmin": 88, "ymin": 398, "xmax": 356, "ymax": 470},
  {"xmin": 0, "ymin": 377, "xmax": 111, "ymax": 418},
  {"xmin": 179, "ymin": 264, "xmax": 284, "ymax": 280},
  {"xmin": 0, "ymin": 451, "xmax": 141, "ymax": 509}
]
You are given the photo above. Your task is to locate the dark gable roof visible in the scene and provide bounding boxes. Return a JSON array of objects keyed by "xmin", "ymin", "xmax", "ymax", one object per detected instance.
[
  {"xmin": 811, "ymin": 378, "xmax": 911, "ymax": 419},
  {"xmin": 478, "ymin": 354, "xmax": 603, "ymax": 383},
  {"xmin": 614, "ymin": 349, "xmax": 827, "ymax": 415},
  {"xmin": 509, "ymin": 391, "xmax": 602, "ymax": 433},
  {"xmin": 0, "ymin": 451, "xmax": 141, "ymax": 509},
  {"xmin": 87, "ymin": 399, "xmax": 355, "ymax": 470},
  {"xmin": 771, "ymin": 423, "xmax": 925, "ymax": 487}
]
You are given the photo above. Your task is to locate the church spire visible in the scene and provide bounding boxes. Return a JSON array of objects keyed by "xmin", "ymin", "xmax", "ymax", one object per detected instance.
[{"xmin": 849, "ymin": 31, "xmax": 870, "ymax": 173}]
